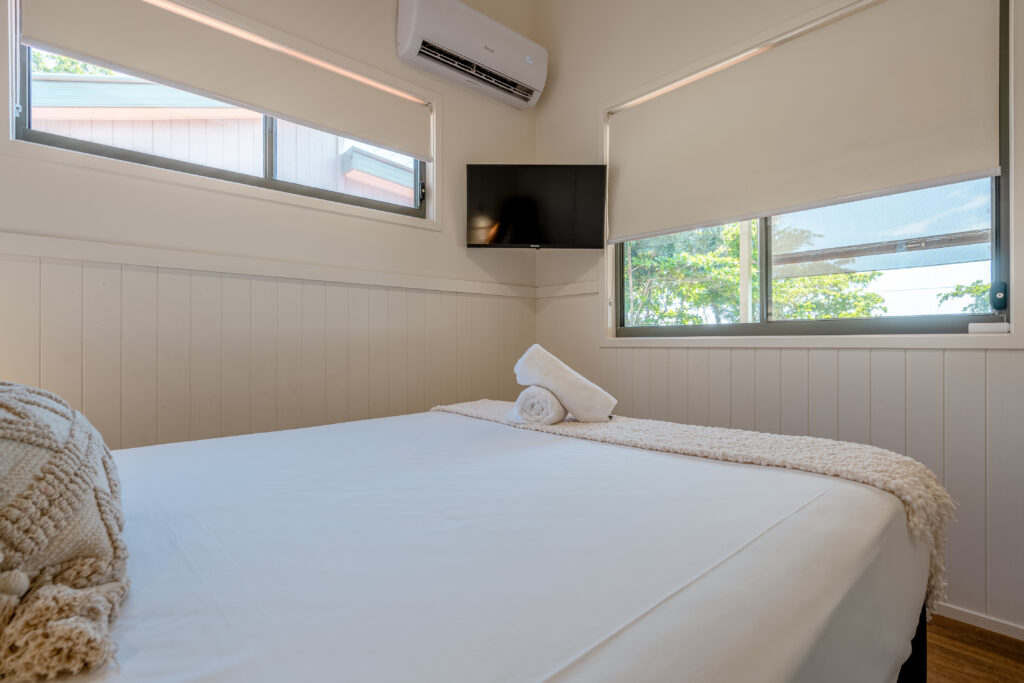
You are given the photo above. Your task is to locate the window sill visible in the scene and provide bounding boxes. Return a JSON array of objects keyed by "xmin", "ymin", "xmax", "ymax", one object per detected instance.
[
  {"xmin": 0, "ymin": 136, "xmax": 440, "ymax": 232},
  {"xmin": 600, "ymin": 331, "xmax": 1021, "ymax": 350}
]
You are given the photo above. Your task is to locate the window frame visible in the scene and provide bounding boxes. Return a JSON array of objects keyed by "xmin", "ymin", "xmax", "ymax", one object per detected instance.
[
  {"xmin": 618, "ymin": 179, "xmax": 1006, "ymax": 337},
  {"xmin": 616, "ymin": 0, "xmax": 1010, "ymax": 338},
  {"xmin": 13, "ymin": 46, "xmax": 427, "ymax": 219}
]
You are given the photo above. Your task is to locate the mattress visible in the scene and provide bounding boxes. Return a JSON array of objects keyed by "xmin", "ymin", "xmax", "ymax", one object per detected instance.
[{"xmin": 83, "ymin": 411, "xmax": 928, "ymax": 682}]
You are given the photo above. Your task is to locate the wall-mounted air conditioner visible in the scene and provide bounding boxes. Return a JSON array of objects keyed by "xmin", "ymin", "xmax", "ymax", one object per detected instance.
[{"xmin": 397, "ymin": 0, "xmax": 547, "ymax": 109}]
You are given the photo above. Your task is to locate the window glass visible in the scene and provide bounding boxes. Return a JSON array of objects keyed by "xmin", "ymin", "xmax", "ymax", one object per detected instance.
[
  {"xmin": 623, "ymin": 221, "xmax": 760, "ymax": 326},
  {"xmin": 620, "ymin": 178, "xmax": 997, "ymax": 332},
  {"xmin": 23, "ymin": 49, "xmax": 425, "ymax": 215},
  {"xmin": 275, "ymin": 120, "xmax": 418, "ymax": 208},
  {"xmin": 770, "ymin": 179, "xmax": 992, "ymax": 319},
  {"xmin": 29, "ymin": 50, "xmax": 263, "ymax": 175}
]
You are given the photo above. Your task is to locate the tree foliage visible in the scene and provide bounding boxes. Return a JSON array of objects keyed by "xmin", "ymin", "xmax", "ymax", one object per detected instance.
[
  {"xmin": 623, "ymin": 222, "xmax": 886, "ymax": 326},
  {"xmin": 772, "ymin": 271, "xmax": 885, "ymax": 320},
  {"xmin": 623, "ymin": 224, "xmax": 757, "ymax": 326},
  {"xmin": 31, "ymin": 51, "xmax": 113, "ymax": 76},
  {"xmin": 936, "ymin": 279, "xmax": 991, "ymax": 313}
]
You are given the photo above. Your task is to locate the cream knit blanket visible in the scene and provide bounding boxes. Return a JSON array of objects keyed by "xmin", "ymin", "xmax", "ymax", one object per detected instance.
[
  {"xmin": 0, "ymin": 383, "xmax": 129, "ymax": 681},
  {"xmin": 432, "ymin": 399, "xmax": 955, "ymax": 612}
]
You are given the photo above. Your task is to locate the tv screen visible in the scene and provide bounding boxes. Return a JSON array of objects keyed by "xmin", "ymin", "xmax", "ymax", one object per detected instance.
[{"xmin": 467, "ymin": 164, "xmax": 606, "ymax": 248}]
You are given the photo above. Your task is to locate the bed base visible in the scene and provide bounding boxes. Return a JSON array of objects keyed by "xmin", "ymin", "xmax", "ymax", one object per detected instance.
[{"xmin": 896, "ymin": 606, "xmax": 927, "ymax": 682}]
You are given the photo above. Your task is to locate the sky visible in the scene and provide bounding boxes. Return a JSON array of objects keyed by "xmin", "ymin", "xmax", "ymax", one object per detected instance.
[
  {"xmin": 867, "ymin": 261, "xmax": 990, "ymax": 316},
  {"xmin": 773, "ymin": 178, "xmax": 993, "ymax": 316},
  {"xmin": 773, "ymin": 178, "xmax": 992, "ymax": 250}
]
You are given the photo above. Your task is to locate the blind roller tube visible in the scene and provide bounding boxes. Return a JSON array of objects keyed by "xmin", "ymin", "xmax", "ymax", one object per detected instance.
[
  {"xmin": 607, "ymin": 0, "xmax": 999, "ymax": 244},
  {"xmin": 21, "ymin": 0, "xmax": 433, "ymax": 161}
]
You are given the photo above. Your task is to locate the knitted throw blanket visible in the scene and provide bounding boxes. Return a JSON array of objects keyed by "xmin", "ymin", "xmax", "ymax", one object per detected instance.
[
  {"xmin": 0, "ymin": 383, "xmax": 129, "ymax": 681},
  {"xmin": 432, "ymin": 400, "xmax": 955, "ymax": 612}
]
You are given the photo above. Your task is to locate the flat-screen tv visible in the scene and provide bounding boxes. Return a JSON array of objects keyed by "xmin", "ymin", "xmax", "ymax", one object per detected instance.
[{"xmin": 467, "ymin": 164, "xmax": 606, "ymax": 248}]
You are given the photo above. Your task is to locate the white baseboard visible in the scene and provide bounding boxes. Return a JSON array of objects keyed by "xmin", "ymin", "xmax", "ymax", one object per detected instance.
[{"xmin": 935, "ymin": 602, "xmax": 1024, "ymax": 640}]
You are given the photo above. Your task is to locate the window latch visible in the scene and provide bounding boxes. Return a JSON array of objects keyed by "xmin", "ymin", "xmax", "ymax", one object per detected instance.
[
  {"xmin": 13, "ymin": 103, "xmax": 22, "ymax": 118},
  {"xmin": 991, "ymin": 281, "xmax": 1008, "ymax": 310},
  {"xmin": 419, "ymin": 181, "xmax": 426, "ymax": 202}
]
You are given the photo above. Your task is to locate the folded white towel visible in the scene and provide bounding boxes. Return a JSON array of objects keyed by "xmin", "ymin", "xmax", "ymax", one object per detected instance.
[
  {"xmin": 513, "ymin": 344, "xmax": 616, "ymax": 423},
  {"xmin": 507, "ymin": 386, "xmax": 567, "ymax": 424}
]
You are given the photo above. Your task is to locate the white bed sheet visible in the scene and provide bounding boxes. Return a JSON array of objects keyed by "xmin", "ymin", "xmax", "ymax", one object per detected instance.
[{"xmin": 85, "ymin": 411, "xmax": 928, "ymax": 682}]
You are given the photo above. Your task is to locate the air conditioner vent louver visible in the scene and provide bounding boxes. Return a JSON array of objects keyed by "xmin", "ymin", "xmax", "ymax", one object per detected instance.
[
  {"xmin": 417, "ymin": 40, "xmax": 535, "ymax": 102},
  {"xmin": 398, "ymin": 0, "xmax": 547, "ymax": 109}
]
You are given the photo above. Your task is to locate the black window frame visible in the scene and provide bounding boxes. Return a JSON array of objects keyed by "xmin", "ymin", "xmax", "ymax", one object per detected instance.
[
  {"xmin": 617, "ymin": 0, "xmax": 1010, "ymax": 338},
  {"xmin": 13, "ymin": 46, "xmax": 428, "ymax": 219}
]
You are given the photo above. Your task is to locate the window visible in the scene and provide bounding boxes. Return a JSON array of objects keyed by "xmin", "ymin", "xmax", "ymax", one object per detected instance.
[
  {"xmin": 623, "ymin": 221, "xmax": 760, "ymax": 326},
  {"xmin": 274, "ymin": 120, "xmax": 418, "ymax": 208},
  {"xmin": 771, "ymin": 180, "xmax": 993, "ymax": 320},
  {"xmin": 619, "ymin": 178, "xmax": 1007, "ymax": 336},
  {"xmin": 15, "ymin": 49, "xmax": 426, "ymax": 217}
]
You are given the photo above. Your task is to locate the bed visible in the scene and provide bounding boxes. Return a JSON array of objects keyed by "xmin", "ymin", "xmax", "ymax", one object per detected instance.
[{"xmin": 82, "ymin": 410, "xmax": 929, "ymax": 682}]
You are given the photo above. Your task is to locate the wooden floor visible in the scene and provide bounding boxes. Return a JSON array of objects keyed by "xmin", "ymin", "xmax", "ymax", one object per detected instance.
[{"xmin": 929, "ymin": 615, "xmax": 1024, "ymax": 682}]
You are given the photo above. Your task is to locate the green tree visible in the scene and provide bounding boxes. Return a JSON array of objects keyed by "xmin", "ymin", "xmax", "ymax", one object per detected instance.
[
  {"xmin": 31, "ymin": 50, "xmax": 114, "ymax": 76},
  {"xmin": 624, "ymin": 224, "xmax": 758, "ymax": 326},
  {"xmin": 624, "ymin": 223, "xmax": 886, "ymax": 326},
  {"xmin": 936, "ymin": 280, "xmax": 991, "ymax": 313},
  {"xmin": 772, "ymin": 271, "xmax": 885, "ymax": 320}
]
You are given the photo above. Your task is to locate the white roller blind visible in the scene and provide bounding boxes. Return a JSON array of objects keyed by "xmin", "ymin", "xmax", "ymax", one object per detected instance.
[
  {"xmin": 607, "ymin": 0, "xmax": 1000, "ymax": 244},
  {"xmin": 20, "ymin": 0, "xmax": 433, "ymax": 161}
]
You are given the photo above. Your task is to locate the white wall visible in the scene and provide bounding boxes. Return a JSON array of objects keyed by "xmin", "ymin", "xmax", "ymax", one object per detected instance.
[
  {"xmin": 0, "ymin": 252, "xmax": 534, "ymax": 448},
  {"xmin": 532, "ymin": 0, "xmax": 1024, "ymax": 638}
]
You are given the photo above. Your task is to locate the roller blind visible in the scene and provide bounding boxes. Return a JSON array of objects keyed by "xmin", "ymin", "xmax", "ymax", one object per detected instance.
[
  {"xmin": 20, "ymin": 0, "xmax": 433, "ymax": 161},
  {"xmin": 607, "ymin": 0, "xmax": 1000, "ymax": 244}
]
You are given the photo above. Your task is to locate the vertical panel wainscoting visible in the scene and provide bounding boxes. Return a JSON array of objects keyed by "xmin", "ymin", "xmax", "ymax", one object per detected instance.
[
  {"xmin": 0, "ymin": 253, "xmax": 535, "ymax": 450},
  {"xmin": 535, "ymin": 291, "xmax": 1024, "ymax": 637}
]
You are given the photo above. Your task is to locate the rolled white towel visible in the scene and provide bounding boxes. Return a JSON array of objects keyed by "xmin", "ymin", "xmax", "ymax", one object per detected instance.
[
  {"xmin": 513, "ymin": 344, "xmax": 616, "ymax": 423},
  {"xmin": 507, "ymin": 386, "xmax": 567, "ymax": 425}
]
